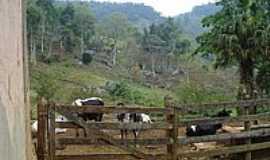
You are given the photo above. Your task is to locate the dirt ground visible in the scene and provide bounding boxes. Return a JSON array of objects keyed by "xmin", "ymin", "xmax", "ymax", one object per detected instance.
[
  {"xmin": 32, "ymin": 115, "xmax": 270, "ymax": 160},
  {"xmin": 53, "ymin": 114, "xmax": 224, "ymax": 157}
]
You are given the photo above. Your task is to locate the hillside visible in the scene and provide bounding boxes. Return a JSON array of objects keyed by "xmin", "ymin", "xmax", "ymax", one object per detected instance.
[
  {"xmin": 176, "ymin": 3, "xmax": 221, "ymax": 38},
  {"xmin": 30, "ymin": 56, "xmax": 237, "ymax": 119},
  {"xmin": 28, "ymin": 0, "xmax": 238, "ymax": 119},
  {"xmin": 90, "ymin": 1, "xmax": 164, "ymax": 28},
  {"xmin": 30, "ymin": 59, "xmax": 174, "ymax": 118}
]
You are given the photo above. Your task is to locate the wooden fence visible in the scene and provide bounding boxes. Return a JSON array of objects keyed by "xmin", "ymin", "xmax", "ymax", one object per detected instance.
[{"xmin": 36, "ymin": 97, "xmax": 270, "ymax": 160}]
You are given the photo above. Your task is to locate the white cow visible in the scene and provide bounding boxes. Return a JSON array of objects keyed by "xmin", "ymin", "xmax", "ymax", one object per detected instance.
[{"xmin": 32, "ymin": 115, "xmax": 68, "ymax": 135}]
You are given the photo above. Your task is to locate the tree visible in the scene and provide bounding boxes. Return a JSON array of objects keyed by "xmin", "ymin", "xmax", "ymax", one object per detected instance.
[
  {"xmin": 98, "ymin": 12, "xmax": 131, "ymax": 66},
  {"xmin": 59, "ymin": 3, "xmax": 76, "ymax": 53},
  {"xmin": 141, "ymin": 19, "xmax": 190, "ymax": 74},
  {"xmin": 36, "ymin": 0, "xmax": 56, "ymax": 55},
  {"xmin": 196, "ymin": 0, "xmax": 270, "ymax": 100},
  {"xmin": 142, "ymin": 24, "xmax": 167, "ymax": 75},
  {"xmin": 73, "ymin": 3, "xmax": 96, "ymax": 55},
  {"xmin": 27, "ymin": 0, "xmax": 41, "ymax": 64}
]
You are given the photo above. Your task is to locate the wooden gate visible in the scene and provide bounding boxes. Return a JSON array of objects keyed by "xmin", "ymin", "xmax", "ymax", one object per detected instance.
[
  {"xmin": 36, "ymin": 96, "xmax": 176, "ymax": 160},
  {"xmin": 36, "ymin": 97, "xmax": 270, "ymax": 160}
]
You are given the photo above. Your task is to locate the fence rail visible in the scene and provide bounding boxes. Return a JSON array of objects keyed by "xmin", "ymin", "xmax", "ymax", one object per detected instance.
[
  {"xmin": 176, "ymin": 99, "xmax": 270, "ymax": 112},
  {"xmin": 56, "ymin": 122, "xmax": 173, "ymax": 130},
  {"xmin": 178, "ymin": 113, "xmax": 270, "ymax": 126},
  {"xmin": 55, "ymin": 105, "xmax": 172, "ymax": 113},
  {"xmin": 37, "ymin": 97, "xmax": 270, "ymax": 160},
  {"xmin": 55, "ymin": 154, "xmax": 167, "ymax": 160}
]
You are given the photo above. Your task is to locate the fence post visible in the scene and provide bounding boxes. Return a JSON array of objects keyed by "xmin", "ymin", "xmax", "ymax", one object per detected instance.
[
  {"xmin": 244, "ymin": 106, "xmax": 251, "ymax": 160},
  {"xmin": 37, "ymin": 97, "xmax": 48, "ymax": 160},
  {"xmin": 165, "ymin": 96, "xmax": 178, "ymax": 160},
  {"xmin": 47, "ymin": 102, "xmax": 56, "ymax": 160}
]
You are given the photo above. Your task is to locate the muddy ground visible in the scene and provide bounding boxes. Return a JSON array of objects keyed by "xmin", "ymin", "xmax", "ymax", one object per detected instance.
[{"xmin": 32, "ymin": 115, "xmax": 270, "ymax": 160}]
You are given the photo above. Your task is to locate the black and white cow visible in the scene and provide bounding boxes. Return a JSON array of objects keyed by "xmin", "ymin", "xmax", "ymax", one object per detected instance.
[
  {"xmin": 186, "ymin": 109, "xmax": 231, "ymax": 137},
  {"xmin": 117, "ymin": 112, "xmax": 152, "ymax": 140},
  {"xmin": 73, "ymin": 97, "xmax": 104, "ymax": 122},
  {"xmin": 72, "ymin": 97, "xmax": 104, "ymax": 137},
  {"xmin": 186, "ymin": 123, "xmax": 223, "ymax": 137},
  {"xmin": 116, "ymin": 103, "xmax": 152, "ymax": 140}
]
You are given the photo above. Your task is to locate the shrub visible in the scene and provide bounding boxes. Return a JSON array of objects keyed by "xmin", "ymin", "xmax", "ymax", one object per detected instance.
[
  {"xmin": 39, "ymin": 54, "xmax": 62, "ymax": 64},
  {"xmin": 174, "ymin": 82, "xmax": 234, "ymax": 117},
  {"xmin": 105, "ymin": 81, "xmax": 131, "ymax": 99},
  {"xmin": 70, "ymin": 88, "xmax": 91, "ymax": 101},
  {"xmin": 104, "ymin": 81, "xmax": 145, "ymax": 104},
  {"xmin": 82, "ymin": 53, "xmax": 93, "ymax": 65},
  {"xmin": 175, "ymin": 83, "xmax": 232, "ymax": 104},
  {"xmin": 31, "ymin": 72, "xmax": 59, "ymax": 101}
]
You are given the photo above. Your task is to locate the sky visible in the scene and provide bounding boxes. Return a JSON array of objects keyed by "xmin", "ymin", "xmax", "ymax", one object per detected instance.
[{"xmin": 90, "ymin": 0, "xmax": 216, "ymax": 16}]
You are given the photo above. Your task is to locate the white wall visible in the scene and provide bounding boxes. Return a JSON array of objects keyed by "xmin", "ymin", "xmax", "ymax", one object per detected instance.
[{"xmin": 0, "ymin": 0, "xmax": 28, "ymax": 159}]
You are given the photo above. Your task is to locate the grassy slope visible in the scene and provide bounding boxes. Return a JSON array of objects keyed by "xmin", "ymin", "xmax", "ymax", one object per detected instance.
[
  {"xmin": 30, "ymin": 57, "xmax": 237, "ymax": 119},
  {"xmin": 30, "ymin": 60, "xmax": 175, "ymax": 118}
]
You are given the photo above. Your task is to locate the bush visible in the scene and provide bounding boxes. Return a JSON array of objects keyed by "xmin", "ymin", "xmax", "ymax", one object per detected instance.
[
  {"xmin": 105, "ymin": 81, "xmax": 131, "ymax": 98},
  {"xmin": 175, "ymin": 83, "xmax": 232, "ymax": 104},
  {"xmin": 174, "ymin": 82, "xmax": 234, "ymax": 117},
  {"xmin": 82, "ymin": 53, "xmax": 93, "ymax": 65},
  {"xmin": 70, "ymin": 88, "xmax": 91, "ymax": 101},
  {"xmin": 39, "ymin": 54, "xmax": 62, "ymax": 64},
  {"xmin": 31, "ymin": 72, "xmax": 59, "ymax": 101},
  {"xmin": 104, "ymin": 81, "xmax": 145, "ymax": 104}
]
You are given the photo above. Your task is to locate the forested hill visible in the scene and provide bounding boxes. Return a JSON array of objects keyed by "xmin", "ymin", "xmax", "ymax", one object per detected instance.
[
  {"xmin": 90, "ymin": 1, "xmax": 164, "ymax": 27},
  {"xmin": 56, "ymin": 1, "xmax": 164, "ymax": 28},
  {"xmin": 176, "ymin": 3, "xmax": 221, "ymax": 37}
]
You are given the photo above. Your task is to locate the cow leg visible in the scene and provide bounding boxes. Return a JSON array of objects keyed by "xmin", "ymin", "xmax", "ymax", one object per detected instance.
[
  {"xmin": 123, "ymin": 130, "xmax": 128, "ymax": 146},
  {"xmin": 76, "ymin": 128, "xmax": 80, "ymax": 137},
  {"xmin": 98, "ymin": 114, "xmax": 103, "ymax": 122},
  {"xmin": 124, "ymin": 130, "xmax": 128, "ymax": 139},
  {"xmin": 125, "ymin": 129, "xmax": 128, "ymax": 139},
  {"xmin": 83, "ymin": 128, "xmax": 87, "ymax": 137},
  {"xmin": 120, "ymin": 130, "xmax": 124, "ymax": 140},
  {"xmin": 133, "ymin": 130, "xmax": 139, "ymax": 147}
]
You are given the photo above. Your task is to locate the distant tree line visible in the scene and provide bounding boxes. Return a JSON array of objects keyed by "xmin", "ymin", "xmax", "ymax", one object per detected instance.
[{"xmin": 26, "ymin": 0, "xmax": 191, "ymax": 75}]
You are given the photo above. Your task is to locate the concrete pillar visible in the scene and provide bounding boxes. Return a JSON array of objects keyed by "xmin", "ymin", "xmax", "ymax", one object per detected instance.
[{"xmin": 0, "ymin": 0, "xmax": 30, "ymax": 160}]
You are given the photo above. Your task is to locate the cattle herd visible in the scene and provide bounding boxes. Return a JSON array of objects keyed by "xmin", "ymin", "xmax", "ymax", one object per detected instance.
[{"xmin": 32, "ymin": 97, "xmax": 232, "ymax": 139}]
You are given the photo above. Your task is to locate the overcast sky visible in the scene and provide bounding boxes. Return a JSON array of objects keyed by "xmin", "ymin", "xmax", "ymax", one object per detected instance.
[{"xmin": 90, "ymin": 0, "xmax": 216, "ymax": 16}]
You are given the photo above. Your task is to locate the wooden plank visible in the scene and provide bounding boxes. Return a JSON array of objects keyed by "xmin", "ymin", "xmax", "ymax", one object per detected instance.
[
  {"xmin": 55, "ymin": 154, "xmax": 166, "ymax": 160},
  {"xmin": 178, "ymin": 128, "xmax": 270, "ymax": 145},
  {"xmin": 251, "ymin": 124, "xmax": 270, "ymax": 130},
  {"xmin": 56, "ymin": 122, "xmax": 172, "ymax": 130},
  {"xmin": 37, "ymin": 98, "xmax": 48, "ymax": 160},
  {"xmin": 165, "ymin": 96, "xmax": 177, "ymax": 160},
  {"xmin": 176, "ymin": 99, "xmax": 270, "ymax": 112},
  {"xmin": 172, "ymin": 108, "xmax": 178, "ymax": 160},
  {"xmin": 48, "ymin": 103, "xmax": 56, "ymax": 160},
  {"xmin": 56, "ymin": 110, "xmax": 153, "ymax": 160},
  {"xmin": 244, "ymin": 107, "xmax": 252, "ymax": 160},
  {"xmin": 55, "ymin": 105, "xmax": 172, "ymax": 114},
  {"xmin": 177, "ymin": 113, "xmax": 270, "ymax": 127},
  {"xmin": 57, "ymin": 138, "xmax": 172, "ymax": 145},
  {"xmin": 179, "ymin": 141, "xmax": 270, "ymax": 158}
]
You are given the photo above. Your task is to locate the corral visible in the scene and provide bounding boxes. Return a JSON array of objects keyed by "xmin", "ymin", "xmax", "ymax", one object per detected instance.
[{"xmin": 35, "ymin": 97, "xmax": 270, "ymax": 160}]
